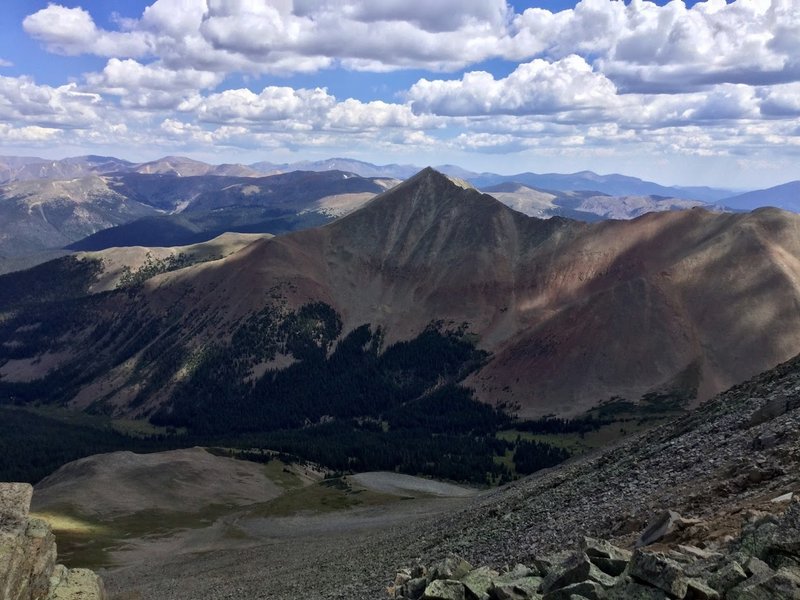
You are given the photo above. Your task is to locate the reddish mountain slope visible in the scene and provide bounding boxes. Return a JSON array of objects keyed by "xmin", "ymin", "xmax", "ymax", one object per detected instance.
[{"xmin": 129, "ymin": 168, "xmax": 800, "ymax": 416}]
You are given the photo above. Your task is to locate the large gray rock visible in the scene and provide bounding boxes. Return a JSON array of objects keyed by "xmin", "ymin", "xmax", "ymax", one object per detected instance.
[
  {"xmin": 764, "ymin": 501, "xmax": 800, "ymax": 562},
  {"xmin": 0, "ymin": 484, "xmax": 32, "ymax": 530},
  {"xmin": 541, "ymin": 553, "xmax": 616, "ymax": 594},
  {"xmin": 636, "ymin": 510, "xmax": 698, "ymax": 547},
  {"xmin": 581, "ymin": 538, "xmax": 631, "ymax": 577},
  {"xmin": 0, "ymin": 482, "xmax": 106, "ymax": 600},
  {"xmin": 629, "ymin": 550, "xmax": 689, "ymax": 598},
  {"xmin": 747, "ymin": 396, "xmax": 800, "ymax": 427}
]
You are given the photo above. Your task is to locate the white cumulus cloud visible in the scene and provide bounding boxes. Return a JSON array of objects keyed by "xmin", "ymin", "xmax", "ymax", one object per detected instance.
[{"xmin": 408, "ymin": 55, "xmax": 617, "ymax": 116}]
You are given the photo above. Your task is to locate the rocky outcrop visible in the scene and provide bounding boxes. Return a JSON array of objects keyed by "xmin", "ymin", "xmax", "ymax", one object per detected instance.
[
  {"xmin": 0, "ymin": 483, "xmax": 105, "ymax": 600},
  {"xmin": 389, "ymin": 501, "xmax": 800, "ymax": 599}
]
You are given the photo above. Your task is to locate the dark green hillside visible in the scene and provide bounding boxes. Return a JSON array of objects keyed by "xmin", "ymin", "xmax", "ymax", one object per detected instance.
[
  {"xmin": 0, "ymin": 254, "xmax": 569, "ymax": 485},
  {"xmin": 0, "ymin": 256, "xmax": 102, "ymax": 312},
  {"xmin": 0, "ymin": 408, "xmax": 176, "ymax": 483}
]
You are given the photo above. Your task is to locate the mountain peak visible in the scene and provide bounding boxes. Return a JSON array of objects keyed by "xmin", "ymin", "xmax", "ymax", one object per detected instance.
[{"xmin": 406, "ymin": 166, "xmax": 475, "ymax": 191}]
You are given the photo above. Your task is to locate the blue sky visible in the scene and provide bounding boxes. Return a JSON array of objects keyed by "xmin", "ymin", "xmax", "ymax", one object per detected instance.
[{"xmin": 1, "ymin": 0, "xmax": 798, "ymax": 188}]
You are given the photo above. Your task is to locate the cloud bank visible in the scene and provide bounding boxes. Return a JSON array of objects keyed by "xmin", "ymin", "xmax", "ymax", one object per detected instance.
[{"xmin": 2, "ymin": 0, "xmax": 799, "ymax": 186}]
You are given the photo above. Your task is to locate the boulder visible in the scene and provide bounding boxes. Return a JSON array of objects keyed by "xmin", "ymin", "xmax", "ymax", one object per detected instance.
[
  {"xmin": 685, "ymin": 578, "xmax": 719, "ymax": 600},
  {"xmin": 404, "ymin": 577, "xmax": 429, "ymax": 599},
  {"xmin": 462, "ymin": 566, "xmax": 498, "ymax": 600},
  {"xmin": 708, "ymin": 561, "xmax": 747, "ymax": 594},
  {"xmin": 629, "ymin": 550, "xmax": 689, "ymax": 598},
  {"xmin": 747, "ymin": 397, "xmax": 800, "ymax": 427},
  {"xmin": 490, "ymin": 577, "xmax": 541, "ymax": 600},
  {"xmin": 1, "ymin": 483, "xmax": 56, "ymax": 600},
  {"xmin": 431, "ymin": 556, "xmax": 474, "ymax": 582},
  {"xmin": 744, "ymin": 557, "xmax": 774, "ymax": 579},
  {"xmin": 765, "ymin": 501, "xmax": 800, "ymax": 559},
  {"xmin": 423, "ymin": 579, "xmax": 466, "ymax": 600},
  {"xmin": 637, "ymin": 510, "xmax": 699, "ymax": 547},
  {"xmin": 606, "ymin": 580, "xmax": 668, "ymax": 600},
  {"xmin": 541, "ymin": 553, "xmax": 616, "ymax": 594},
  {"xmin": 581, "ymin": 538, "xmax": 631, "ymax": 577},
  {"xmin": 533, "ymin": 553, "xmax": 573, "ymax": 577},
  {"xmin": 726, "ymin": 567, "xmax": 800, "ymax": 599},
  {"xmin": 48, "ymin": 568, "xmax": 106, "ymax": 600},
  {"xmin": 542, "ymin": 581, "xmax": 604, "ymax": 600}
]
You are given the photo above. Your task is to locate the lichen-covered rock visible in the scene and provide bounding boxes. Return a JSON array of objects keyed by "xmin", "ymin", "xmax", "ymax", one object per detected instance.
[
  {"xmin": 629, "ymin": 550, "xmax": 688, "ymax": 598},
  {"xmin": 423, "ymin": 579, "xmax": 466, "ymax": 600},
  {"xmin": 709, "ymin": 561, "xmax": 747, "ymax": 594},
  {"xmin": 462, "ymin": 566, "xmax": 498, "ymax": 600},
  {"xmin": 431, "ymin": 556, "xmax": 473, "ymax": 582},
  {"xmin": 726, "ymin": 566, "xmax": 800, "ymax": 599},
  {"xmin": 490, "ymin": 576, "xmax": 541, "ymax": 600}
]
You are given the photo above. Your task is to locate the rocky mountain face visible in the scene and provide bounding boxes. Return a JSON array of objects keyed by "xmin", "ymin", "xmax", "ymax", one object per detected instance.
[
  {"xmin": 382, "ymin": 351, "xmax": 800, "ymax": 600},
  {"xmin": 0, "ymin": 483, "xmax": 105, "ymax": 600},
  {"xmin": 3, "ymin": 168, "xmax": 800, "ymax": 419}
]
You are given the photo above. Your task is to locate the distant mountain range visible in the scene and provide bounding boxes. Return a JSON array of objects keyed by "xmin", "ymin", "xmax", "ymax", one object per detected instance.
[
  {"xmin": 3, "ymin": 152, "xmax": 799, "ymax": 208},
  {"xmin": 5, "ymin": 153, "xmax": 796, "ymax": 206}
]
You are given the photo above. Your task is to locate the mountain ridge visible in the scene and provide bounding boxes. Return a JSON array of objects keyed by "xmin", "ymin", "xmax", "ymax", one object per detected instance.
[{"xmin": 3, "ymin": 168, "xmax": 797, "ymax": 420}]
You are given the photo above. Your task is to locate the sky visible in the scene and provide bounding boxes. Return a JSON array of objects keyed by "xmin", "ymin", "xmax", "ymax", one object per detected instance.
[{"xmin": 0, "ymin": 0, "xmax": 799, "ymax": 189}]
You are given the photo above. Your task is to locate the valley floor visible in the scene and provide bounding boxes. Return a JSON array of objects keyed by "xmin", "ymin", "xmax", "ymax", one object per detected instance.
[{"xmin": 103, "ymin": 495, "xmax": 470, "ymax": 600}]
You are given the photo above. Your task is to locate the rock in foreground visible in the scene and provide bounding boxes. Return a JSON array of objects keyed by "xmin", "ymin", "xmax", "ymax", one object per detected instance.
[
  {"xmin": 0, "ymin": 483, "xmax": 105, "ymax": 600},
  {"xmin": 389, "ymin": 500, "xmax": 800, "ymax": 599}
]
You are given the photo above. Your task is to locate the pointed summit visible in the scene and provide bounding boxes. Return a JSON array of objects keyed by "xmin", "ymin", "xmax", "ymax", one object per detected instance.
[
  {"xmin": 334, "ymin": 166, "xmax": 496, "ymax": 233},
  {"xmin": 400, "ymin": 166, "xmax": 474, "ymax": 191}
]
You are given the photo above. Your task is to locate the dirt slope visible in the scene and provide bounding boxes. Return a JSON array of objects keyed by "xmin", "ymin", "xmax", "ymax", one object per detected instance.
[{"xmin": 32, "ymin": 448, "xmax": 282, "ymax": 518}]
